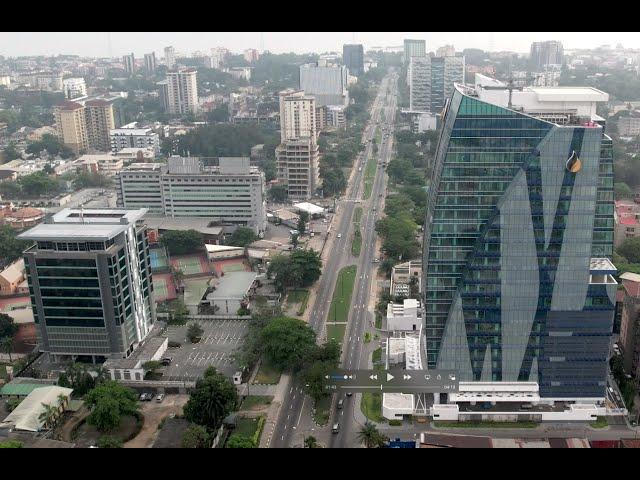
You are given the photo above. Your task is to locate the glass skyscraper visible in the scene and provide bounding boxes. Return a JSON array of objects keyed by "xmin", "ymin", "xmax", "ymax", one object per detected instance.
[{"xmin": 422, "ymin": 81, "xmax": 616, "ymax": 399}]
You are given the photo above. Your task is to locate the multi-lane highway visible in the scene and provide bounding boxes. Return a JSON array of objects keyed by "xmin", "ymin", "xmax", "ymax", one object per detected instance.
[{"xmin": 269, "ymin": 70, "xmax": 398, "ymax": 448}]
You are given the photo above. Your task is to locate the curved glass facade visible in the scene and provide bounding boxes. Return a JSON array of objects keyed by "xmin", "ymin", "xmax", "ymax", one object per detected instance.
[{"xmin": 423, "ymin": 87, "xmax": 615, "ymax": 398}]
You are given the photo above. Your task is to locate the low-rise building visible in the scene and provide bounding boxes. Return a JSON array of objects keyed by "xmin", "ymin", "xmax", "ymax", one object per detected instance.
[
  {"xmin": 386, "ymin": 298, "xmax": 423, "ymax": 331},
  {"xmin": 0, "ymin": 259, "xmax": 26, "ymax": 296},
  {"xmin": 619, "ymin": 272, "xmax": 640, "ymax": 384},
  {"xmin": 390, "ymin": 260, "xmax": 422, "ymax": 298},
  {"xmin": 110, "ymin": 122, "xmax": 160, "ymax": 155},
  {"xmin": 3, "ymin": 207, "xmax": 45, "ymax": 229},
  {"xmin": 614, "ymin": 200, "xmax": 640, "ymax": 247},
  {"xmin": 204, "ymin": 271, "xmax": 258, "ymax": 315},
  {"xmin": 103, "ymin": 332, "xmax": 168, "ymax": 382},
  {"xmin": 77, "ymin": 154, "xmax": 124, "ymax": 176}
]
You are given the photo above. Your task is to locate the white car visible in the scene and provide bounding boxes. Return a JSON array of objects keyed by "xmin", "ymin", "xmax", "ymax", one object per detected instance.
[{"xmin": 337, "ymin": 233, "xmax": 342, "ymax": 238}]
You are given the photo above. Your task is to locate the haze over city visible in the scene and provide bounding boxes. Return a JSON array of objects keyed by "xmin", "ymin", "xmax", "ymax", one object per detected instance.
[{"xmin": 1, "ymin": 32, "xmax": 639, "ymax": 57}]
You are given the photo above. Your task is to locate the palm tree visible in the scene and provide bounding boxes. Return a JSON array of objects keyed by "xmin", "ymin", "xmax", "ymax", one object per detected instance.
[
  {"xmin": 357, "ymin": 422, "xmax": 387, "ymax": 448},
  {"xmin": 1, "ymin": 336, "xmax": 13, "ymax": 363},
  {"xmin": 304, "ymin": 435, "xmax": 319, "ymax": 448},
  {"xmin": 56, "ymin": 393, "xmax": 68, "ymax": 413},
  {"xmin": 38, "ymin": 403, "xmax": 59, "ymax": 430}
]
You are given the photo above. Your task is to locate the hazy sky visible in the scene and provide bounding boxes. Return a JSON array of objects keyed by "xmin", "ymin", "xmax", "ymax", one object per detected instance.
[{"xmin": 0, "ymin": 32, "xmax": 637, "ymax": 58}]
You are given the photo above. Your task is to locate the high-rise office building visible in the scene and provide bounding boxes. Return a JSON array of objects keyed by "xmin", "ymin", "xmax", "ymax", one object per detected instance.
[
  {"xmin": 530, "ymin": 41, "xmax": 564, "ymax": 71},
  {"xmin": 19, "ymin": 208, "xmax": 155, "ymax": 362},
  {"xmin": 166, "ymin": 68, "xmax": 199, "ymax": 115},
  {"xmin": 116, "ymin": 157, "xmax": 267, "ymax": 234},
  {"xmin": 409, "ymin": 55, "xmax": 465, "ymax": 113},
  {"xmin": 343, "ymin": 44, "xmax": 364, "ymax": 77},
  {"xmin": 156, "ymin": 80, "xmax": 169, "ymax": 112},
  {"xmin": 123, "ymin": 53, "xmax": 136, "ymax": 75},
  {"xmin": 422, "ymin": 75, "xmax": 614, "ymax": 400},
  {"xmin": 85, "ymin": 99, "xmax": 116, "ymax": 152},
  {"xmin": 276, "ymin": 89, "xmax": 320, "ymax": 200},
  {"xmin": 164, "ymin": 46, "xmax": 176, "ymax": 69},
  {"xmin": 299, "ymin": 63, "xmax": 349, "ymax": 107},
  {"xmin": 404, "ymin": 39, "xmax": 426, "ymax": 64},
  {"xmin": 54, "ymin": 101, "xmax": 89, "ymax": 155},
  {"xmin": 144, "ymin": 52, "xmax": 157, "ymax": 73}
]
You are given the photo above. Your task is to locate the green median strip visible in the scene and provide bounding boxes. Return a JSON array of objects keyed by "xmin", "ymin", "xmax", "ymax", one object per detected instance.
[
  {"xmin": 351, "ymin": 228, "xmax": 362, "ymax": 257},
  {"xmin": 327, "ymin": 265, "xmax": 357, "ymax": 323},
  {"xmin": 362, "ymin": 156, "xmax": 377, "ymax": 200}
]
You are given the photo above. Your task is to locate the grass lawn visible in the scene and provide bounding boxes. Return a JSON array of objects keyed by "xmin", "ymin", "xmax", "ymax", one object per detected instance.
[
  {"xmin": 235, "ymin": 416, "xmax": 263, "ymax": 438},
  {"xmin": 240, "ymin": 396, "xmax": 273, "ymax": 410},
  {"xmin": 253, "ymin": 362, "xmax": 281, "ymax": 385},
  {"xmin": 590, "ymin": 416, "xmax": 608, "ymax": 429},
  {"xmin": 375, "ymin": 313, "xmax": 382, "ymax": 329},
  {"xmin": 353, "ymin": 207, "xmax": 363, "ymax": 224},
  {"xmin": 362, "ymin": 156, "xmax": 377, "ymax": 200},
  {"xmin": 0, "ymin": 364, "xmax": 7, "ymax": 381},
  {"xmin": 372, "ymin": 347, "xmax": 382, "ymax": 367},
  {"xmin": 361, "ymin": 393, "xmax": 385, "ymax": 423},
  {"xmin": 352, "ymin": 229, "xmax": 362, "ymax": 257},
  {"xmin": 314, "ymin": 396, "xmax": 331, "ymax": 426},
  {"xmin": 327, "ymin": 265, "xmax": 357, "ymax": 323},
  {"xmin": 287, "ymin": 289, "xmax": 310, "ymax": 316},
  {"xmin": 326, "ymin": 323, "xmax": 347, "ymax": 343},
  {"xmin": 433, "ymin": 421, "xmax": 539, "ymax": 429}
]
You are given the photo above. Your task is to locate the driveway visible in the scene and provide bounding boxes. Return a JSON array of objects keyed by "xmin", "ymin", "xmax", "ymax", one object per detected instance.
[{"xmin": 124, "ymin": 394, "xmax": 190, "ymax": 448}]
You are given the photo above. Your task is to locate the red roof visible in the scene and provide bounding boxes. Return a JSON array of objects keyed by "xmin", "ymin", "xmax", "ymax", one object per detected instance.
[
  {"xmin": 619, "ymin": 215, "xmax": 639, "ymax": 226},
  {"xmin": 623, "ymin": 279, "xmax": 640, "ymax": 297},
  {"xmin": 622, "ymin": 439, "xmax": 640, "ymax": 448},
  {"xmin": 9, "ymin": 207, "xmax": 44, "ymax": 219}
]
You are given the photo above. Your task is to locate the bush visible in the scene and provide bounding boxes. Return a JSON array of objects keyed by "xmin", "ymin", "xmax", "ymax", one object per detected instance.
[
  {"xmin": 388, "ymin": 419, "xmax": 402, "ymax": 426},
  {"xmin": 226, "ymin": 433, "xmax": 255, "ymax": 448},
  {"xmin": 168, "ymin": 340, "xmax": 181, "ymax": 348},
  {"xmin": 96, "ymin": 436, "xmax": 123, "ymax": 448}
]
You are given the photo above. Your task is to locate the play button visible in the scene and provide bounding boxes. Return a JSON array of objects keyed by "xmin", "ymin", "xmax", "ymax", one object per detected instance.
[{"xmin": 386, "ymin": 373, "xmax": 394, "ymax": 382}]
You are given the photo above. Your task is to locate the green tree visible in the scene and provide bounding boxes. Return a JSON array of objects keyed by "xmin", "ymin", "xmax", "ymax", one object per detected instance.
[
  {"xmin": 228, "ymin": 227, "xmax": 258, "ymax": 247},
  {"xmin": 0, "ymin": 313, "xmax": 18, "ymax": 340},
  {"xmin": 297, "ymin": 211, "xmax": 309, "ymax": 235},
  {"xmin": 187, "ymin": 322, "xmax": 204, "ymax": 343},
  {"xmin": 260, "ymin": 317, "xmax": 317, "ymax": 372},
  {"xmin": 304, "ymin": 435, "xmax": 319, "ymax": 448},
  {"xmin": 267, "ymin": 250, "xmax": 322, "ymax": 293},
  {"xmin": 0, "ymin": 225, "xmax": 31, "ymax": 265},
  {"xmin": 206, "ymin": 104, "xmax": 229, "ymax": 123},
  {"xmin": 96, "ymin": 436, "xmax": 123, "ymax": 448},
  {"xmin": 84, "ymin": 381, "xmax": 139, "ymax": 433},
  {"xmin": 57, "ymin": 363, "xmax": 98, "ymax": 397},
  {"xmin": 226, "ymin": 433, "xmax": 255, "ymax": 448},
  {"xmin": 160, "ymin": 229, "xmax": 204, "ymax": 255},
  {"xmin": 142, "ymin": 360, "xmax": 162, "ymax": 379},
  {"xmin": 268, "ymin": 184, "xmax": 288, "ymax": 203},
  {"xmin": 38, "ymin": 402, "xmax": 60, "ymax": 430},
  {"xmin": 73, "ymin": 172, "xmax": 113, "ymax": 189},
  {"xmin": 301, "ymin": 360, "xmax": 334, "ymax": 402},
  {"xmin": 1, "ymin": 336, "xmax": 14, "ymax": 363},
  {"xmin": 617, "ymin": 237, "xmax": 640, "ymax": 264},
  {"xmin": 181, "ymin": 424, "xmax": 211, "ymax": 448},
  {"xmin": 18, "ymin": 172, "xmax": 61, "ymax": 197},
  {"xmin": 183, "ymin": 366, "xmax": 238, "ymax": 432},
  {"xmin": 357, "ymin": 422, "xmax": 388, "ymax": 448},
  {"xmin": 2, "ymin": 142, "xmax": 20, "ymax": 162},
  {"xmin": 6, "ymin": 397, "xmax": 21, "ymax": 412}
]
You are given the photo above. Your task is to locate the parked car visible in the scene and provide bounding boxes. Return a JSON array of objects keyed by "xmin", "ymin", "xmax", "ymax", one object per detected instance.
[
  {"xmin": 160, "ymin": 357, "xmax": 172, "ymax": 366},
  {"xmin": 156, "ymin": 394, "xmax": 165, "ymax": 403},
  {"xmin": 337, "ymin": 399, "xmax": 344, "ymax": 409},
  {"xmin": 332, "ymin": 422, "xmax": 340, "ymax": 434}
]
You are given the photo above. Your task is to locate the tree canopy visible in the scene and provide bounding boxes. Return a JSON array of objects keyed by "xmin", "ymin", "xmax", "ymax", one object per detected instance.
[
  {"xmin": 267, "ymin": 249, "xmax": 322, "ymax": 293},
  {"xmin": 260, "ymin": 316, "xmax": 317, "ymax": 372},
  {"xmin": 84, "ymin": 381, "xmax": 139, "ymax": 433},
  {"xmin": 160, "ymin": 229, "xmax": 204, "ymax": 256},
  {"xmin": 183, "ymin": 366, "xmax": 238, "ymax": 432},
  {"xmin": 617, "ymin": 237, "xmax": 640, "ymax": 264},
  {"xmin": 228, "ymin": 227, "xmax": 258, "ymax": 247},
  {"xmin": 0, "ymin": 312, "xmax": 18, "ymax": 340},
  {"xmin": 181, "ymin": 424, "xmax": 211, "ymax": 448}
]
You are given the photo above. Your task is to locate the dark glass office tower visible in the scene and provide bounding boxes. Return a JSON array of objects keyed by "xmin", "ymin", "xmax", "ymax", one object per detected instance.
[
  {"xmin": 343, "ymin": 44, "xmax": 364, "ymax": 77},
  {"xmin": 20, "ymin": 208, "xmax": 155, "ymax": 362},
  {"xmin": 423, "ymin": 84, "xmax": 616, "ymax": 398}
]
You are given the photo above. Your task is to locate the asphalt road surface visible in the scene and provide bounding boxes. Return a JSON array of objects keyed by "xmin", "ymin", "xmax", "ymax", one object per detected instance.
[{"xmin": 269, "ymin": 70, "xmax": 398, "ymax": 448}]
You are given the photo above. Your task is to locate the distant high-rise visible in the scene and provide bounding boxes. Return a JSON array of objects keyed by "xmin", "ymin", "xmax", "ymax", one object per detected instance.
[
  {"xmin": 299, "ymin": 63, "xmax": 349, "ymax": 107},
  {"xmin": 85, "ymin": 99, "xmax": 116, "ymax": 152},
  {"xmin": 20, "ymin": 208, "xmax": 155, "ymax": 361},
  {"xmin": 156, "ymin": 80, "xmax": 169, "ymax": 112},
  {"xmin": 166, "ymin": 68, "xmax": 199, "ymax": 115},
  {"xmin": 343, "ymin": 44, "xmax": 364, "ymax": 77},
  {"xmin": 123, "ymin": 53, "xmax": 135, "ymax": 75},
  {"xmin": 436, "ymin": 45, "xmax": 456, "ymax": 57},
  {"xmin": 529, "ymin": 41, "xmax": 564, "ymax": 71},
  {"xmin": 409, "ymin": 54, "xmax": 464, "ymax": 113},
  {"xmin": 54, "ymin": 101, "xmax": 88, "ymax": 155},
  {"xmin": 144, "ymin": 52, "xmax": 157, "ymax": 73},
  {"xmin": 276, "ymin": 89, "xmax": 320, "ymax": 200},
  {"xmin": 243, "ymin": 49, "xmax": 260, "ymax": 63},
  {"xmin": 404, "ymin": 39, "xmax": 426, "ymax": 64},
  {"xmin": 423, "ymin": 75, "xmax": 614, "ymax": 400},
  {"xmin": 164, "ymin": 46, "xmax": 176, "ymax": 69}
]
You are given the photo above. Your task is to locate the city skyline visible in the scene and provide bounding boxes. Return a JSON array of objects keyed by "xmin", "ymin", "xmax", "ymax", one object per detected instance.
[{"xmin": 0, "ymin": 32, "xmax": 638, "ymax": 58}]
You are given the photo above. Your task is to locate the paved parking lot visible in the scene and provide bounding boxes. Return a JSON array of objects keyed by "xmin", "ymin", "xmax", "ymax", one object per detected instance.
[{"xmin": 162, "ymin": 320, "xmax": 249, "ymax": 381}]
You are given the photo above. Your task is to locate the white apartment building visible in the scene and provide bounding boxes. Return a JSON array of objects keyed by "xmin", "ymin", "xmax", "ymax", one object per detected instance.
[
  {"xmin": 166, "ymin": 69, "xmax": 199, "ymax": 115},
  {"xmin": 164, "ymin": 46, "xmax": 176, "ymax": 69},
  {"xmin": 278, "ymin": 89, "xmax": 318, "ymax": 143},
  {"xmin": 386, "ymin": 298, "xmax": 423, "ymax": 331},
  {"xmin": 110, "ymin": 122, "xmax": 160, "ymax": 155},
  {"xmin": 116, "ymin": 157, "xmax": 267, "ymax": 234},
  {"xmin": 63, "ymin": 77, "xmax": 87, "ymax": 99}
]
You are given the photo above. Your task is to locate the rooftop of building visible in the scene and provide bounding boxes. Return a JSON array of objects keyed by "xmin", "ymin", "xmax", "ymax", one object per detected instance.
[
  {"xmin": 207, "ymin": 271, "xmax": 257, "ymax": 300},
  {"xmin": 143, "ymin": 216, "xmax": 224, "ymax": 236},
  {"xmin": 0, "ymin": 386, "xmax": 72, "ymax": 432},
  {"xmin": 18, "ymin": 208, "xmax": 147, "ymax": 241},
  {"xmin": 55, "ymin": 101, "xmax": 83, "ymax": 111},
  {"xmin": 103, "ymin": 332, "xmax": 167, "ymax": 370},
  {"xmin": 0, "ymin": 258, "xmax": 24, "ymax": 284},
  {"xmin": 590, "ymin": 257, "xmax": 617, "ymax": 272},
  {"xmin": 85, "ymin": 99, "xmax": 112, "ymax": 107}
]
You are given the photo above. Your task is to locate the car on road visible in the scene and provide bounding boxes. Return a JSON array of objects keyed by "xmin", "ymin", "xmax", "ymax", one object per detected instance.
[
  {"xmin": 156, "ymin": 393, "xmax": 165, "ymax": 403},
  {"xmin": 160, "ymin": 357, "xmax": 172, "ymax": 366},
  {"xmin": 373, "ymin": 258, "xmax": 379, "ymax": 263},
  {"xmin": 332, "ymin": 422, "xmax": 340, "ymax": 433},
  {"xmin": 337, "ymin": 399, "xmax": 344, "ymax": 409},
  {"xmin": 337, "ymin": 233, "xmax": 342, "ymax": 238},
  {"xmin": 346, "ymin": 392, "xmax": 352, "ymax": 397}
]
